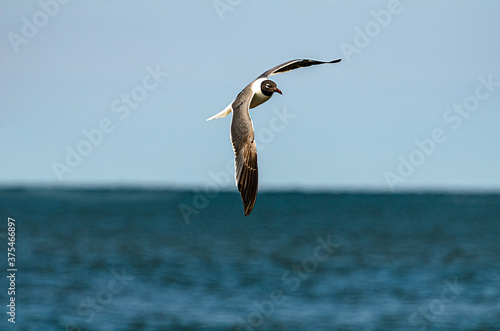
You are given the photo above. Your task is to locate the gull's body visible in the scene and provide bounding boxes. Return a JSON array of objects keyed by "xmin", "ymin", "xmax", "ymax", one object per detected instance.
[{"xmin": 207, "ymin": 58, "xmax": 341, "ymax": 216}]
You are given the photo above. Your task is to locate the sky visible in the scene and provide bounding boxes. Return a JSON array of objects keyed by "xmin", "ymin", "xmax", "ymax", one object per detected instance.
[{"xmin": 1, "ymin": 1, "xmax": 500, "ymax": 191}]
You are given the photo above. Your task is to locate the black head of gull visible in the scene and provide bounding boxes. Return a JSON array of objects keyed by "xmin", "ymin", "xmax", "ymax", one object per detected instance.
[{"xmin": 261, "ymin": 80, "xmax": 282, "ymax": 96}]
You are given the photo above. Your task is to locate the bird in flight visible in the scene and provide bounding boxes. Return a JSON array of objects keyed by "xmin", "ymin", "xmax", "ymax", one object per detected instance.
[{"xmin": 206, "ymin": 58, "xmax": 341, "ymax": 216}]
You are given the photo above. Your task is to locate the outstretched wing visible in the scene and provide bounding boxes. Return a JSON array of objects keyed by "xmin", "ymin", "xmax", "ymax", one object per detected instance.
[
  {"xmin": 230, "ymin": 85, "xmax": 258, "ymax": 216},
  {"xmin": 258, "ymin": 58, "xmax": 341, "ymax": 79}
]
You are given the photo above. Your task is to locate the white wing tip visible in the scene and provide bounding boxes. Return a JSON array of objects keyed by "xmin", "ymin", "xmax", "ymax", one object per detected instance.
[{"xmin": 205, "ymin": 103, "xmax": 233, "ymax": 122}]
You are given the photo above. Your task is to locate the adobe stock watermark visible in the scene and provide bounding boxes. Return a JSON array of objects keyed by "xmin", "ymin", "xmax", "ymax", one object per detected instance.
[
  {"xmin": 384, "ymin": 74, "xmax": 500, "ymax": 189},
  {"xmin": 51, "ymin": 64, "xmax": 169, "ymax": 181},
  {"xmin": 178, "ymin": 106, "xmax": 296, "ymax": 224},
  {"xmin": 236, "ymin": 235, "xmax": 340, "ymax": 330},
  {"xmin": 408, "ymin": 277, "xmax": 466, "ymax": 330},
  {"xmin": 65, "ymin": 267, "xmax": 135, "ymax": 331},
  {"xmin": 339, "ymin": 0, "xmax": 406, "ymax": 63},
  {"xmin": 213, "ymin": 0, "xmax": 244, "ymax": 21},
  {"xmin": 7, "ymin": 0, "xmax": 71, "ymax": 54}
]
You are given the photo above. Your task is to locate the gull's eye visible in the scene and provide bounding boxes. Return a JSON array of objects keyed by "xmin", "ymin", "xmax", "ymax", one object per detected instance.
[{"xmin": 266, "ymin": 84, "xmax": 271, "ymax": 88}]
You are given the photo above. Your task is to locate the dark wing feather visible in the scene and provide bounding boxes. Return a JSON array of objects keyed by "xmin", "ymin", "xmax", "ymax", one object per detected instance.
[
  {"xmin": 231, "ymin": 85, "xmax": 259, "ymax": 216},
  {"xmin": 235, "ymin": 136, "xmax": 258, "ymax": 216},
  {"xmin": 258, "ymin": 58, "xmax": 341, "ymax": 79}
]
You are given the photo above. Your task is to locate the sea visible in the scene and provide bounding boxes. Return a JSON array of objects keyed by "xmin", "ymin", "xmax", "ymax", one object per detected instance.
[{"xmin": 0, "ymin": 188, "xmax": 499, "ymax": 331}]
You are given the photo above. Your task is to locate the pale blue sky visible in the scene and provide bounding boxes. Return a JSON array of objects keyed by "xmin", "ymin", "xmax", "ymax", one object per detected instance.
[{"xmin": 1, "ymin": 1, "xmax": 499, "ymax": 191}]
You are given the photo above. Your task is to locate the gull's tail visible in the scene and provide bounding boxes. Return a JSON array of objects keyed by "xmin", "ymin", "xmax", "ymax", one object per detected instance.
[{"xmin": 206, "ymin": 102, "xmax": 233, "ymax": 121}]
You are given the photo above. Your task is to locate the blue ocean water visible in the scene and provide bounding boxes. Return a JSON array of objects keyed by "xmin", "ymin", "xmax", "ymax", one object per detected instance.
[{"xmin": 0, "ymin": 188, "xmax": 499, "ymax": 330}]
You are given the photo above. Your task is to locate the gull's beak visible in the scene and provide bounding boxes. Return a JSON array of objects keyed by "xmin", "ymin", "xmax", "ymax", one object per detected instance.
[{"xmin": 275, "ymin": 88, "xmax": 283, "ymax": 95}]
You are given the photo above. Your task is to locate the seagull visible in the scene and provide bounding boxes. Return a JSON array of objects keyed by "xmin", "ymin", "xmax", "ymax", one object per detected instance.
[{"xmin": 206, "ymin": 58, "xmax": 341, "ymax": 216}]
